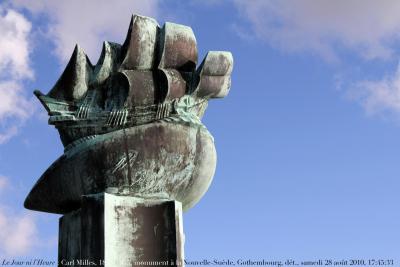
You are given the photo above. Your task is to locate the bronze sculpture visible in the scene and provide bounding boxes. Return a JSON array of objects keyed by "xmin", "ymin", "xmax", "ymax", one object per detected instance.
[{"xmin": 25, "ymin": 14, "xmax": 233, "ymax": 266}]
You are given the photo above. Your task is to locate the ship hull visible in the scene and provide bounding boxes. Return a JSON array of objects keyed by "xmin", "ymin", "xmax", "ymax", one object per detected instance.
[{"xmin": 24, "ymin": 121, "xmax": 216, "ymax": 214}]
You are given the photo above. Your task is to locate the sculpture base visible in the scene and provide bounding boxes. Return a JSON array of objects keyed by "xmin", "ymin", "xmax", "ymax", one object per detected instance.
[{"xmin": 58, "ymin": 193, "xmax": 184, "ymax": 267}]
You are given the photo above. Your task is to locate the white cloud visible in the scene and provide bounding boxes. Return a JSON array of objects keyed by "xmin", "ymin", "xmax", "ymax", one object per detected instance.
[
  {"xmin": 0, "ymin": 7, "xmax": 33, "ymax": 79},
  {"xmin": 233, "ymin": 0, "xmax": 400, "ymax": 117},
  {"xmin": 0, "ymin": 81, "xmax": 34, "ymax": 144},
  {"xmin": 350, "ymin": 64, "xmax": 400, "ymax": 116},
  {"xmin": 0, "ymin": 176, "xmax": 56, "ymax": 256},
  {"xmin": 234, "ymin": 0, "xmax": 400, "ymax": 61},
  {"xmin": 12, "ymin": 0, "xmax": 160, "ymax": 63},
  {"xmin": 0, "ymin": 6, "xmax": 34, "ymax": 144},
  {"xmin": 0, "ymin": 175, "xmax": 39, "ymax": 256},
  {"xmin": 0, "ymin": 81, "xmax": 33, "ymax": 122},
  {"xmin": 0, "ymin": 126, "xmax": 18, "ymax": 144},
  {"xmin": 0, "ymin": 208, "xmax": 37, "ymax": 256},
  {"xmin": 0, "ymin": 176, "xmax": 8, "ymax": 192}
]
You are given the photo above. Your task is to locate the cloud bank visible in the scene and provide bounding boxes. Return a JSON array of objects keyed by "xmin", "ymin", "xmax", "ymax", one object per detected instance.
[
  {"xmin": 0, "ymin": 7, "xmax": 34, "ymax": 144},
  {"xmin": 0, "ymin": 209, "xmax": 37, "ymax": 256},
  {"xmin": 0, "ymin": 176, "xmax": 38, "ymax": 256},
  {"xmin": 350, "ymin": 64, "xmax": 400, "ymax": 117},
  {"xmin": 12, "ymin": 0, "xmax": 160, "ymax": 63},
  {"xmin": 234, "ymin": 0, "xmax": 400, "ymax": 117},
  {"xmin": 0, "ymin": 176, "xmax": 8, "ymax": 192},
  {"xmin": 0, "ymin": 8, "xmax": 32, "ymax": 79},
  {"xmin": 234, "ymin": 0, "xmax": 400, "ymax": 61}
]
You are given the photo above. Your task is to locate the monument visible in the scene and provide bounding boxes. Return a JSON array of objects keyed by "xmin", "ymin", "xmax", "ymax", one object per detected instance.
[{"xmin": 25, "ymin": 14, "xmax": 233, "ymax": 267}]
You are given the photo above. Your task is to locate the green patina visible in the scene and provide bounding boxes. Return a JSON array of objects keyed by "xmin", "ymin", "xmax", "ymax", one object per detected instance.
[{"xmin": 25, "ymin": 14, "xmax": 233, "ymax": 215}]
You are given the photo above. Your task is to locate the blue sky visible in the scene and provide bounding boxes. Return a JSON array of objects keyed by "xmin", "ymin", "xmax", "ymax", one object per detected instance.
[{"xmin": 1, "ymin": 0, "xmax": 400, "ymax": 264}]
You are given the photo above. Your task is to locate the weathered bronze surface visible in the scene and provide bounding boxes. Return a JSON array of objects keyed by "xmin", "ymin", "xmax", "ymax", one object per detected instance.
[
  {"xmin": 58, "ymin": 194, "xmax": 184, "ymax": 266},
  {"xmin": 25, "ymin": 14, "xmax": 233, "ymax": 214}
]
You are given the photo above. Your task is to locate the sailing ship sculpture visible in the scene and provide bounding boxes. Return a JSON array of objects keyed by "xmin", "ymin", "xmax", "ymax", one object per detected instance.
[{"xmin": 25, "ymin": 14, "xmax": 233, "ymax": 266}]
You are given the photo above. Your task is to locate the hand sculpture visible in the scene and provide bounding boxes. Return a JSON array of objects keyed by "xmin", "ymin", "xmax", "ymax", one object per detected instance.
[{"xmin": 25, "ymin": 15, "xmax": 233, "ymax": 214}]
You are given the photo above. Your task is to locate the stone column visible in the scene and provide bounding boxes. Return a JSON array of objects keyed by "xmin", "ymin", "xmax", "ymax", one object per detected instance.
[{"xmin": 58, "ymin": 193, "xmax": 184, "ymax": 267}]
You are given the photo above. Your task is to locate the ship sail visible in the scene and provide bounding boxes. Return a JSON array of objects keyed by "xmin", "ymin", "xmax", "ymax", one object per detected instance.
[{"xmin": 47, "ymin": 45, "xmax": 93, "ymax": 101}]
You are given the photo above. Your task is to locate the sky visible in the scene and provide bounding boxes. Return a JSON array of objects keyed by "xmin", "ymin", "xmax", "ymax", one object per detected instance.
[{"xmin": 0, "ymin": 0, "xmax": 400, "ymax": 265}]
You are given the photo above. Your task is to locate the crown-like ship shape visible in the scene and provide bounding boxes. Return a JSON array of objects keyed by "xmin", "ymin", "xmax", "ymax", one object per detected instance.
[{"xmin": 25, "ymin": 15, "xmax": 233, "ymax": 214}]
